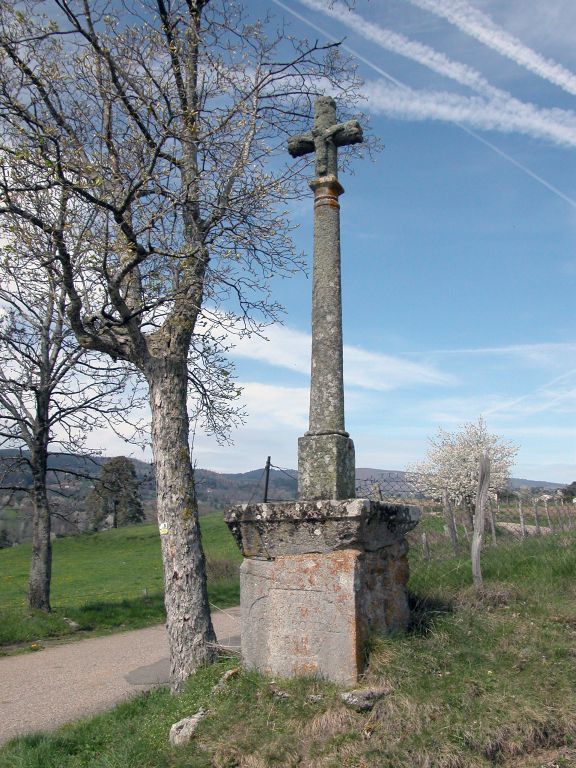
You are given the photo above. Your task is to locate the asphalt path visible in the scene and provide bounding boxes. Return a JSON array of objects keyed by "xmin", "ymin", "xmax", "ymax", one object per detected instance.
[{"xmin": 0, "ymin": 607, "xmax": 240, "ymax": 745}]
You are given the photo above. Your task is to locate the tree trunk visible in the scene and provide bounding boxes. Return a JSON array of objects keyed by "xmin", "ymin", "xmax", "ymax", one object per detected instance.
[
  {"xmin": 465, "ymin": 502, "xmax": 474, "ymax": 531},
  {"xmin": 148, "ymin": 356, "xmax": 217, "ymax": 692},
  {"xmin": 28, "ymin": 447, "xmax": 52, "ymax": 612},
  {"xmin": 442, "ymin": 489, "xmax": 458, "ymax": 555},
  {"xmin": 471, "ymin": 454, "xmax": 490, "ymax": 588},
  {"xmin": 460, "ymin": 507, "xmax": 471, "ymax": 543}
]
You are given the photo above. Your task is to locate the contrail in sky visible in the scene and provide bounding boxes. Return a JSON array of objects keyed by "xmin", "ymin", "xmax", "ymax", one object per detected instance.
[
  {"xmin": 294, "ymin": 0, "xmax": 576, "ymax": 148},
  {"xmin": 297, "ymin": 0, "xmax": 501, "ymax": 98},
  {"xmin": 484, "ymin": 368, "xmax": 576, "ymax": 417},
  {"xmin": 405, "ymin": 0, "xmax": 576, "ymax": 97},
  {"xmin": 364, "ymin": 81, "xmax": 576, "ymax": 150},
  {"xmin": 271, "ymin": 0, "xmax": 576, "ymax": 209}
]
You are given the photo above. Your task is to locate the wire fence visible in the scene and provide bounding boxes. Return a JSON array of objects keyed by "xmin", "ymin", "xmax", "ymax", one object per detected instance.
[
  {"xmin": 355, "ymin": 473, "xmax": 420, "ymax": 503},
  {"xmin": 411, "ymin": 497, "xmax": 575, "ymax": 563}
]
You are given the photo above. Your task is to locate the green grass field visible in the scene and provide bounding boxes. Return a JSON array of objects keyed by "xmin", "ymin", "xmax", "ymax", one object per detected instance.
[
  {"xmin": 1, "ymin": 526, "xmax": 575, "ymax": 767},
  {"xmin": 0, "ymin": 514, "xmax": 241, "ymax": 648}
]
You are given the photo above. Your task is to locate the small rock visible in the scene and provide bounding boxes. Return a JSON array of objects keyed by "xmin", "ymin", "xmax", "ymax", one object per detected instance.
[
  {"xmin": 340, "ymin": 686, "xmax": 392, "ymax": 712},
  {"xmin": 211, "ymin": 667, "xmax": 240, "ymax": 694},
  {"xmin": 169, "ymin": 708, "xmax": 207, "ymax": 746},
  {"xmin": 63, "ymin": 617, "xmax": 80, "ymax": 631},
  {"xmin": 270, "ymin": 685, "xmax": 291, "ymax": 700},
  {"xmin": 307, "ymin": 694, "xmax": 324, "ymax": 703}
]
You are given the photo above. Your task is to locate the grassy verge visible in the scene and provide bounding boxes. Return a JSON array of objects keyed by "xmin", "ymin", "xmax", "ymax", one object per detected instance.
[
  {"xmin": 1, "ymin": 531, "xmax": 575, "ymax": 767},
  {"xmin": 0, "ymin": 514, "xmax": 241, "ymax": 650}
]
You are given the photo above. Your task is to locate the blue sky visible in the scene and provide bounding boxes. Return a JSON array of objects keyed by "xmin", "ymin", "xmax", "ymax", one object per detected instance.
[{"xmin": 98, "ymin": 0, "xmax": 576, "ymax": 482}]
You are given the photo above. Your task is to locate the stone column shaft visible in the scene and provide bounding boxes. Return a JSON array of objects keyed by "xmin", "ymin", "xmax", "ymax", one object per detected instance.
[
  {"xmin": 298, "ymin": 175, "xmax": 355, "ymax": 500},
  {"xmin": 308, "ymin": 175, "xmax": 346, "ymax": 435}
]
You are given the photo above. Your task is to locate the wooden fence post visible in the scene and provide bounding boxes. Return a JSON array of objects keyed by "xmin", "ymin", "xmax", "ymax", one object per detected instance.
[
  {"xmin": 488, "ymin": 499, "xmax": 497, "ymax": 546},
  {"xmin": 421, "ymin": 531, "xmax": 431, "ymax": 561},
  {"xmin": 517, "ymin": 497, "xmax": 527, "ymax": 538},
  {"xmin": 543, "ymin": 498, "xmax": 554, "ymax": 532},
  {"xmin": 567, "ymin": 503, "xmax": 574, "ymax": 530},
  {"xmin": 554, "ymin": 497, "xmax": 565, "ymax": 531},
  {"xmin": 472, "ymin": 453, "xmax": 490, "ymax": 588},
  {"xmin": 532, "ymin": 499, "xmax": 542, "ymax": 535}
]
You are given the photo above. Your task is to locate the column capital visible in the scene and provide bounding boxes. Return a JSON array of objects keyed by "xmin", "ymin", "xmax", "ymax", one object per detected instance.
[{"xmin": 309, "ymin": 174, "xmax": 345, "ymax": 197}]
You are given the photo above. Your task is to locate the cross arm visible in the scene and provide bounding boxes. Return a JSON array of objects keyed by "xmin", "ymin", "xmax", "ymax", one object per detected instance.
[
  {"xmin": 288, "ymin": 132, "xmax": 315, "ymax": 158},
  {"xmin": 328, "ymin": 120, "xmax": 363, "ymax": 148}
]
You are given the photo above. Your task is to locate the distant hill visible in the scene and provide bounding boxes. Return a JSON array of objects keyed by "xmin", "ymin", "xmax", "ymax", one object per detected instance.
[
  {"xmin": 0, "ymin": 450, "xmax": 568, "ymax": 543},
  {"xmin": 507, "ymin": 477, "xmax": 566, "ymax": 491},
  {"xmin": 1, "ymin": 450, "xmax": 566, "ymax": 501}
]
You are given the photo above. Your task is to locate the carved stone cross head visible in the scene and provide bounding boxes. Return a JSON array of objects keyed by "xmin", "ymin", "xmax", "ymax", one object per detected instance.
[{"xmin": 288, "ymin": 96, "xmax": 363, "ymax": 178}]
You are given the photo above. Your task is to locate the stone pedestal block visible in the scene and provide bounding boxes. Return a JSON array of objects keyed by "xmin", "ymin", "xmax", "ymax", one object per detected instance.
[
  {"xmin": 298, "ymin": 432, "xmax": 355, "ymax": 499},
  {"xmin": 240, "ymin": 544, "xmax": 410, "ymax": 684},
  {"xmin": 225, "ymin": 498, "xmax": 421, "ymax": 558},
  {"xmin": 225, "ymin": 499, "xmax": 420, "ymax": 684}
]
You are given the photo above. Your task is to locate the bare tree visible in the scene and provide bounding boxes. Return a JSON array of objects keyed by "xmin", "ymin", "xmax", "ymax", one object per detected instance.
[
  {"xmin": 0, "ymin": 213, "xmax": 139, "ymax": 612},
  {"xmin": 0, "ymin": 0, "xmax": 364, "ymax": 689}
]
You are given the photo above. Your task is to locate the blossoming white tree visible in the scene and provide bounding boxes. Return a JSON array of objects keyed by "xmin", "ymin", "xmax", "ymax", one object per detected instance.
[{"xmin": 407, "ymin": 417, "xmax": 518, "ymax": 517}]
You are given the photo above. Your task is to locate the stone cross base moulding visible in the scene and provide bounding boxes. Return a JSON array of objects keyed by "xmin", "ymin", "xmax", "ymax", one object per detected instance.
[
  {"xmin": 224, "ymin": 499, "xmax": 420, "ymax": 684},
  {"xmin": 298, "ymin": 433, "xmax": 355, "ymax": 500}
]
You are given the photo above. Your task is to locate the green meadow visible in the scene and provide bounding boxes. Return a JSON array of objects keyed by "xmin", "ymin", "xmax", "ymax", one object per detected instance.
[
  {"xmin": 0, "ymin": 515, "xmax": 576, "ymax": 768},
  {"xmin": 1, "ymin": 524, "xmax": 575, "ymax": 767},
  {"xmin": 0, "ymin": 514, "xmax": 241, "ymax": 649}
]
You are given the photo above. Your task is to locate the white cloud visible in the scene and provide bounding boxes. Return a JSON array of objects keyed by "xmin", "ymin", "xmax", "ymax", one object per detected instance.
[
  {"xmin": 230, "ymin": 325, "xmax": 310, "ymax": 374},
  {"xmin": 237, "ymin": 381, "xmax": 309, "ymax": 430},
  {"xmin": 229, "ymin": 323, "xmax": 454, "ymax": 390},
  {"xmin": 344, "ymin": 343, "xmax": 455, "ymax": 389}
]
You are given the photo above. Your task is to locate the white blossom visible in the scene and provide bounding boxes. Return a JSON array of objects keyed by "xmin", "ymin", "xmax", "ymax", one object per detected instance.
[{"xmin": 407, "ymin": 417, "xmax": 518, "ymax": 507}]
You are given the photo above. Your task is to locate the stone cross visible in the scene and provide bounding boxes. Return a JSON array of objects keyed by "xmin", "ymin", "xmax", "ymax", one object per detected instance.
[
  {"xmin": 225, "ymin": 106, "xmax": 420, "ymax": 686},
  {"xmin": 288, "ymin": 95, "xmax": 363, "ymax": 178},
  {"xmin": 288, "ymin": 96, "xmax": 363, "ymax": 500}
]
